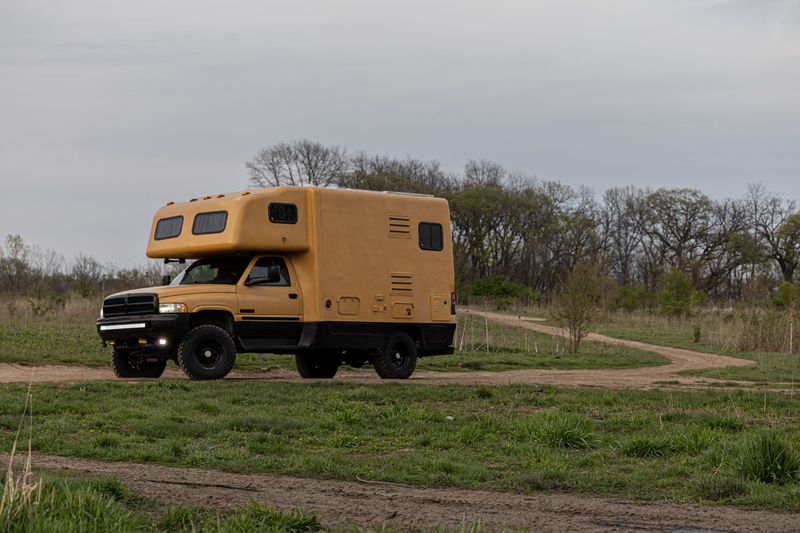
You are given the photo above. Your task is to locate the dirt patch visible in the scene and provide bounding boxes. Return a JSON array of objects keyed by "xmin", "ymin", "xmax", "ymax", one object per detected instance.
[
  {"xmin": 0, "ymin": 311, "xmax": 754, "ymax": 389},
  {"xmin": 2, "ymin": 453, "xmax": 793, "ymax": 532}
]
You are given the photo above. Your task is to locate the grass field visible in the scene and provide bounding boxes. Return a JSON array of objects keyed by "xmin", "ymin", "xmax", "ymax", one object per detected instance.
[
  {"xmin": 1, "ymin": 380, "xmax": 799, "ymax": 509},
  {"xmin": 593, "ymin": 311, "xmax": 800, "ymax": 384},
  {"xmin": 0, "ymin": 298, "xmax": 668, "ymax": 372}
]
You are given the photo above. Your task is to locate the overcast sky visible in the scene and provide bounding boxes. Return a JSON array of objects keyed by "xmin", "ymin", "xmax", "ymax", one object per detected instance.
[{"xmin": 1, "ymin": 0, "xmax": 798, "ymax": 266}]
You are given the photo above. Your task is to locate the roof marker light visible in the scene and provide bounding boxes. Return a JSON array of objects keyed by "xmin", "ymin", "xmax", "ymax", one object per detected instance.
[
  {"xmin": 242, "ymin": 191, "xmax": 250, "ymax": 196},
  {"xmin": 189, "ymin": 198, "xmax": 198, "ymax": 202},
  {"xmin": 202, "ymin": 195, "xmax": 211, "ymax": 200},
  {"xmin": 166, "ymin": 201, "xmax": 174, "ymax": 206},
  {"xmin": 217, "ymin": 194, "xmax": 225, "ymax": 198}
]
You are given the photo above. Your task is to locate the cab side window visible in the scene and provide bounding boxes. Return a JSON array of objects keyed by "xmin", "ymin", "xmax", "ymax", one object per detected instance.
[{"xmin": 245, "ymin": 257, "xmax": 291, "ymax": 286}]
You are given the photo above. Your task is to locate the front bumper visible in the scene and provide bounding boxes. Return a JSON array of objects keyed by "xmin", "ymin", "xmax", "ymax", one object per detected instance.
[{"xmin": 96, "ymin": 313, "xmax": 190, "ymax": 352}]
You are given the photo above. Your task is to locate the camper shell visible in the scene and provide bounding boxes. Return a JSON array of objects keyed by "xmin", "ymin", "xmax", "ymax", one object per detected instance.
[{"xmin": 96, "ymin": 186, "xmax": 456, "ymax": 380}]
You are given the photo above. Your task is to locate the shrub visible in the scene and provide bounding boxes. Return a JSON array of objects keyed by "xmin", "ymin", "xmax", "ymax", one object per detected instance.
[
  {"xmin": 464, "ymin": 276, "xmax": 540, "ymax": 305},
  {"xmin": 737, "ymin": 431, "xmax": 800, "ymax": 484},
  {"xmin": 773, "ymin": 281, "xmax": 799, "ymax": 309},
  {"xmin": 614, "ymin": 285, "xmax": 653, "ymax": 312},
  {"xmin": 551, "ymin": 263, "xmax": 606, "ymax": 353},
  {"xmin": 517, "ymin": 412, "xmax": 597, "ymax": 449},
  {"xmin": 657, "ymin": 269, "xmax": 696, "ymax": 315}
]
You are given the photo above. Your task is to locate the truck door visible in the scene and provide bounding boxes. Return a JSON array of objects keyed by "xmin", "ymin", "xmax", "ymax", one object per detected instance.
[{"xmin": 236, "ymin": 256, "xmax": 303, "ymax": 348}]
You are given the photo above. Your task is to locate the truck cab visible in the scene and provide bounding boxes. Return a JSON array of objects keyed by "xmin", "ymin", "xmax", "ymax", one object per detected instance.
[{"xmin": 97, "ymin": 187, "xmax": 456, "ymax": 380}]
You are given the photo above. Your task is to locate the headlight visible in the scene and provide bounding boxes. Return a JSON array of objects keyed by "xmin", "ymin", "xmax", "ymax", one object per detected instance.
[{"xmin": 159, "ymin": 303, "xmax": 187, "ymax": 314}]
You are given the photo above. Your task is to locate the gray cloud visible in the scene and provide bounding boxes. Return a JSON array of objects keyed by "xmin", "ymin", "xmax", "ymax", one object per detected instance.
[{"xmin": 1, "ymin": 0, "xmax": 798, "ymax": 265}]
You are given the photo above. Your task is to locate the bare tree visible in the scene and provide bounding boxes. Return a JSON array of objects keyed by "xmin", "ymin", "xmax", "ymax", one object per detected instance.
[
  {"xmin": 71, "ymin": 253, "xmax": 103, "ymax": 297},
  {"xmin": 340, "ymin": 153, "xmax": 454, "ymax": 194},
  {"xmin": 247, "ymin": 139, "xmax": 348, "ymax": 188},
  {"xmin": 749, "ymin": 184, "xmax": 800, "ymax": 283}
]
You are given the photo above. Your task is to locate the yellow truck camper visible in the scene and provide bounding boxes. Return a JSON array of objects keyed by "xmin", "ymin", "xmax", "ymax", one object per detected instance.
[{"xmin": 97, "ymin": 186, "xmax": 456, "ymax": 380}]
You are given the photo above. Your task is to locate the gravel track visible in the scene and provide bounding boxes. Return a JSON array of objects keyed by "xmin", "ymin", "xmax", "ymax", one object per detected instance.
[{"xmin": 0, "ymin": 311, "xmax": 754, "ymax": 389}]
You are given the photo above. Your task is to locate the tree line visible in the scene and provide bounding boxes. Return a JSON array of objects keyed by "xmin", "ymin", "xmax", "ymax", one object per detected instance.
[
  {"xmin": 0, "ymin": 234, "xmax": 177, "ymax": 315},
  {"xmin": 248, "ymin": 140, "xmax": 800, "ymax": 304},
  {"xmin": 2, "ymin": 139, "xmax": 796, "ymax": 311}
]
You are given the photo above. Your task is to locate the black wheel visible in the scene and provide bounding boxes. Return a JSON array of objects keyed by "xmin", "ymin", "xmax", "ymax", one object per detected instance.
[
  {"xmin": 295, "ymin": 351, "xmax": 339, "ymax": 378},
  {"xmin": 111, "ymin": 349, "xmax": 167, "ymax": 379},
  {"xmin": 177, "ymin": 325, "xmax": 236, "ymax": 380},
  {"xmin": 373, "ymin": 332, "xmax": 417, "ymax": 379}
]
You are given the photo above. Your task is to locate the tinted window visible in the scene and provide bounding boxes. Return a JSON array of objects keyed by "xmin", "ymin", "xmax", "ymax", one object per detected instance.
[
  {"xmin": 268, "ymin": 203, "xmax": 298, "ymax": 224},
  {"xmin": 174, "ymin": 257, "xmax": 250, "ymax": 285},
  {"xmin": 245, "ymin": 257, "xmax": 290, "ymax": 286},
  {"xmin": 192, "ymin": 211, "xmax": 228, "ymax": 235},
  {"xmin": 419, "ymin": 222, "xmax": 443, "ymax": 251},
  {"xmin": 154, "ymin": 216, "xmax": 183, "ymax": 240}
]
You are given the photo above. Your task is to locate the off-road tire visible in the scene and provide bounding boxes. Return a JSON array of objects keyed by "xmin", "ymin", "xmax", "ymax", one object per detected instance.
[
  {"xmin": 295, "ymin": 351, "xmax": 339, "ymax": 378},
  {"xmin": 373, "ymin": 332, "xmax": 417, "ymax": 379},
  {"xmin": 177, "ymin": 325, "xmax": 237, "ymax": 380},
  {"xmin": 111, "ymin": 349, "xmax": 167, "ymax": 379}
]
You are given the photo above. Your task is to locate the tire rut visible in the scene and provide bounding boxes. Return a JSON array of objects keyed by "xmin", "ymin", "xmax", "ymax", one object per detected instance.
[{"xmin": 3, "ymin": 453, "xmax": 795, "ymax": 532}]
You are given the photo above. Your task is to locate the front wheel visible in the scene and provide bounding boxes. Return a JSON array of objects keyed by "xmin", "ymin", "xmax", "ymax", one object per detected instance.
[
  {"xmin": 111, "ymin": 349, "xmax": 166, "ymax": 379},
  {"xmin": 177, "ymin": 325, "xmax": 237, "ymax": 380},
  {"xmin": 295, "ymin": 351, "xmax": 339, "ymax": 378},
  {"xmin": 373, "ymin": 332, "xmax": 417, "ymax": 379}
]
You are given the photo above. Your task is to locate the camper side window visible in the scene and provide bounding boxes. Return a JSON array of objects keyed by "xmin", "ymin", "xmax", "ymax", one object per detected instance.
[
  {"xmin": 154, "ymin": 216, "xmax": 183, "ymax": 240},
  {"xmin": 268, "ymin": 203, "xmax": 298, "ymax": 224},
  {"xmin": 245, "ymin": 257, "xmax": 291, "ymax": 286},
  {"xmin": 192, "ymin": 211, "xmax": 228, "ymax": 235},
  {"xmin": 418, "ymin": 222, "xmax": 443, "ymax": 251}
]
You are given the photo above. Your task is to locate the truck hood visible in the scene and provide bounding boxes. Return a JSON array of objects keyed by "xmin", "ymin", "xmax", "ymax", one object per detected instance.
[{"xmin": 104, "ymin": 285, "xmax": 237, "ymax": 300}]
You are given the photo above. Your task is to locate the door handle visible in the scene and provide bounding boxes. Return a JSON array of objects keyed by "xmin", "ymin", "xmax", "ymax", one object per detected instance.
[{"xmin": 288, "ymin": 293, "xmax": 299, "ymax": 299}]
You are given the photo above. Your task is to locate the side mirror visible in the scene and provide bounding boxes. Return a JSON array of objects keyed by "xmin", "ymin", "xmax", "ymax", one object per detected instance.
[
  {"xmin": 161, "ymin": 275, "xmax": 172, "ymax": 286},
  {"xmin": 267, "ymin": 265, "xmax": 281, "ymax": 283}
]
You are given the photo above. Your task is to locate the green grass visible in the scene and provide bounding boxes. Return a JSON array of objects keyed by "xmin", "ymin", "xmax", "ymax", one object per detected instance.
[
  {"xmin": 421, "ymin": 312, "xmax": 668, "ymax": 371},
  {"xmin": 2, "ymin": 381, "xmax": 800, "ymax": 509},
  {"xmin": 2, "ymin": 472, "xmax": 486, "ymax": 532},
  {"xmin": 0, "ymin": 303, "xmax": 668, "ymax": 373},
  {"xmin": 0, "ymin": 475, "xmax": 324, "ymax": 532},
  {"xmin": 595, "ymin": 322, "xmax": 800, "ymax": 384}
]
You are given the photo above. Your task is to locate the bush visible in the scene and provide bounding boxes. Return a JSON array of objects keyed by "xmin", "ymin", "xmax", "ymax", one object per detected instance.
[
  {"xmin": 737, "ymin": 430, "xmax": 800, "ymax": 484},
  {"xmin": 773, "ymin": 281, "xmax": 799, "ymax": 309},
  {"xmin": 516, "ymin": 412, "xmax": 597, "ymax": 449},
  {"xmin": 614, "ymin": 285, "xmax": 653, "ymax": 312},
  {"xmin": 551, "ymin": 263, "xmax": 607, "ymax": 353},
  {"xmin": 657, "ymin": 269, "xmax": 697, "ymax": 315},
  {"xmin": 464, "ymin": 276, "xmax": 539, "ymax": 305}
]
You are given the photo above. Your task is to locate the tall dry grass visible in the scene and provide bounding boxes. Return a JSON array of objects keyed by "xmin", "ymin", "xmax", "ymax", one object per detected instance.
[{"xmin": 0, "ymin": 379, "xmax": 42, "ymax": 529}]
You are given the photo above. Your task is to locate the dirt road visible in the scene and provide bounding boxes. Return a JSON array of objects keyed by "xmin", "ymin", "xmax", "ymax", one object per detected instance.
[
  {"xmin": 0, "ymin": 311, "xmax": 753, "ymax": 388},
  {"xmin": 2, "ymin": 453, "xmax": 792, "ymax": 532}
]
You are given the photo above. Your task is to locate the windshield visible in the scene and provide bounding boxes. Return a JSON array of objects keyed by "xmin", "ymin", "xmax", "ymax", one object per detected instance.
[{"xmin": 171, "ymin": 257, "xmax": 251, "ymax": 285}]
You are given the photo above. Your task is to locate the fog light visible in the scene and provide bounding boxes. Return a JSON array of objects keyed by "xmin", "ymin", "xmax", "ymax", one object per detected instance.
[{"xmin": 157, "ymin": 338, "xmax": 168, "ymax": 346}]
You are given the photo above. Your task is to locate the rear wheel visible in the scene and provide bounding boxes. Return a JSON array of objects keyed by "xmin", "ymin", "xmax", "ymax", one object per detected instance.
[
  {"xmin": 177, "ymin": 325, "xmax": 237, "ymax": 380},
  {"xmin": 295, "ymin": 351, "xmax": 339, "ymax": 378},
  {"xmin": 373, "ymin": 332, "xmax": 417, "ymax": 379},
  {"xmin": 111, "ymin": 349, "xmax": 166, "ymax": 379}
]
